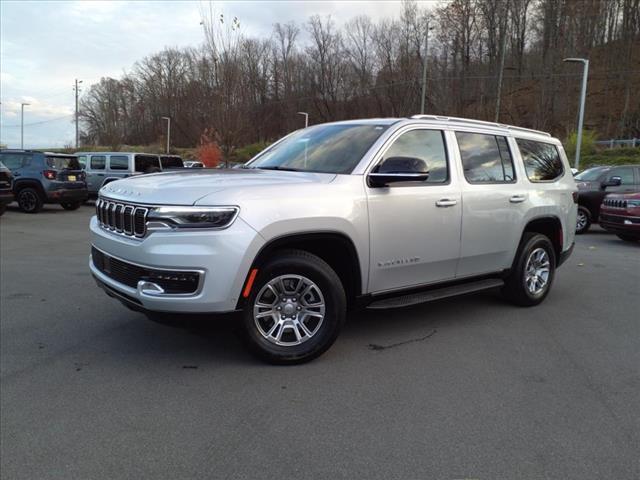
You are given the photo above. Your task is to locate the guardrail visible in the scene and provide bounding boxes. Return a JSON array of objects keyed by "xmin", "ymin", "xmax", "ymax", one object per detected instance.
[{"xmin": 595, "ymin": 139, "xmax": 639, "ymax": 148}]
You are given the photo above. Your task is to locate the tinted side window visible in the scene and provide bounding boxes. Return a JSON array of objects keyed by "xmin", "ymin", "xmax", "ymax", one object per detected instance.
[
  {"xmin": 135, "ymin": 155, "xmax": 160, "ymax": 173},
  {"xmin": 608, "ymin": 167, "xmax": 634, "ymax": 185},
  {"xmin": 0, "ymin": 154, "xmax": 27, "ymax": 169},
  {"xmin": 455, "ymin": 132, "xmax": 515, "ymax": 183},
  {"xmin": 90, "ymin": 155, "xmax": 106, "ymax": 170},
  {"xmin": 516, "ymin": 139, "xmax": 564, "ymax": 182},
  {"xmin": 379, "ymin": 129, "xmax": 448, "ymax": 183},
  {"xmin": 160, "ymin": 156, "xmax": 184, "ymax": 168},
  {"xmin": 109, "ymin": 155, "xmax": 129, "ymax": 170}
]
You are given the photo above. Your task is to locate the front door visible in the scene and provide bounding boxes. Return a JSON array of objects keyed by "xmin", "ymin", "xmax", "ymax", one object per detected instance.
[
  {"xmin": 86, "ymin": 155, "xmax": 107, "ymax": 194},
  {"xmin": 366, "ymin": 128, "xmax": 462, "ymax": 293}
]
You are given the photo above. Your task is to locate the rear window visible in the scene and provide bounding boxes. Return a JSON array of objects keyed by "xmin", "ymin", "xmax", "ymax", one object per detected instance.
[
  {"xmin": 516, "ymin": 139, "xmax": 564, "ymax": 182},
  {"xmin": 160, "ymin": 156, "xmax": 184, "ymax": 168},
  {"xmin": 109, "ymin": 155, "xmax": 129, "ymax": 170},
  {"xmin": 135, "ymin": 155, "xmax": 160, "ymax": 173},
  {"xmin": 46, "ymin": 156, "xmax": 81, "ymax": 170},
  {"xmin": 456, "ymin": 132, "xmax": 515, "ymax": 183}
]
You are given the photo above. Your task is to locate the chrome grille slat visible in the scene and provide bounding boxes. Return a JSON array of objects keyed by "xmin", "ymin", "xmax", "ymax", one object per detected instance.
[{"xmin": 96, "ymin": 198, "xmax": 148, "ymax": 238}]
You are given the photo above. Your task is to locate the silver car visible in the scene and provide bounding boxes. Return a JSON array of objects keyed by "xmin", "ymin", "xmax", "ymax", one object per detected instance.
[
  {"xmin": 90, "ymin": 115, "xmax": 578, "ymax": 364},
  {"xmin": 76, "ymin": 152, "xmax": 162, "ymax": 199}
]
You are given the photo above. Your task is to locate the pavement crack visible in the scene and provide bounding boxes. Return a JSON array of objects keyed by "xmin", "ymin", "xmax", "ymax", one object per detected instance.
[{"xmin": 368, "ymin": 329, "xmax": 437, "ymax": 351}]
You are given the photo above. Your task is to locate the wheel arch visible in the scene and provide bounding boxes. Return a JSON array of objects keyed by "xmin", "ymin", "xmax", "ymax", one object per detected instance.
[
  {"xmin": 13, "ymin": 179, "xmax": 46, "ymax": 200},
  {"xmin": 522, "ymin": 215, "xmax": 563, "ymax": 262},
  {"xmin": 238, "ymin": 231, "xmax": 363, "ymax": 308}
]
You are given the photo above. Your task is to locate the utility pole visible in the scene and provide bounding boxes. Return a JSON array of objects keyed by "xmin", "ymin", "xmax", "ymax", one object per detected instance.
[
  {"xmin": 495, "ymin": 0, "xmax": 509, "ymax": 122},
  {"xmin": 420, "ymin": 17, "xmax": 433, "ymax": 115},
  {"xmin": 297, "ymin": 112, "xmax": 309, "ymax": 128},
  {"xmin": 162, "ymin": 116, "xmax": 171, "ymax": 153},
  {"xmin": 20, "ymin": 103, "xmax": 30, "ymax": 149},
  {"xmin": 74, "ymin": 79, "xmax": 83, "ymax": 148},
  {"xmin": 563, "ymin": 58, "xmax": 589, "ymax": 170}
]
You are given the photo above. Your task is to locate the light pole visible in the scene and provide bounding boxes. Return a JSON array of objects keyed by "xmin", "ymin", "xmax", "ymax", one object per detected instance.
[
  {"xmin": 20, "ymin": 103, "xmax": 30, "ymax": 149},
  {"xmin": 74, "ymin": 79, "xmax": 83, "ymax": 148},
  {"xmin": 297, "ymin": 112, "xmax": 308, "ymax": 128},
  {"xmin": 420, "ymin": 17, "xmax": 434, "ymax": 114},
  {"xmin": 563, "ymin": 57, "xmax": 589, "ymax": 170},
  {"xmin": 162, "ymin": 116, "xmax": 171, "ymax": 154}
]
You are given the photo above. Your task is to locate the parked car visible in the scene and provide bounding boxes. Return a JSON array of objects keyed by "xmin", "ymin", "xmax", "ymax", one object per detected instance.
[
  {"xmin": 599, "ymin": 193, "xmax": 640, "ymax": 242},
  {"xmin": 76, "ymin": 152, "xmax": 163, "ymax": 199},
  {"xmin": 160, "ymin": 155, "xmax": 185, "ymax": 170},
  {"xmin": 90, "ymin": 115, "xmax": 577, "ymax": 364},
  {"xmin": 184, "ymin": 161, "xmax": 204, "ymax": 168},
  {"xmin": 0, "ymin": 150, "xmax": 87, "ymax": 213},
  {"xmin": 574, "ymin": 165, "xmax": 640, "ymax": 233},
  {"xmin": 0, "ymin": 161, "xmax": 14, "ymax": 216}
]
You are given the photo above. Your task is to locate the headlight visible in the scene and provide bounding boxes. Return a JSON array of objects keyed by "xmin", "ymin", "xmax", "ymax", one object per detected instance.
[{"xmin": 147, "ymin": 206, "xmax": 239, "ymax": 229}]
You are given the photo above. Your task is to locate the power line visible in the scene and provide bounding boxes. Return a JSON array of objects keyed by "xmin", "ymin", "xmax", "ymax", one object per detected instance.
[{"xmin": 1, "ymin": 114, "xmax": 74, "ymax": 128}]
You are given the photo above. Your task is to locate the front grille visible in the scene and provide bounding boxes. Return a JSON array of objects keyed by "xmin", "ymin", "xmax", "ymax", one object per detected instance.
[
  {"xmin": 603, "ymin": 198, "xmax": 628, "ymax": 209},
  {"xmin": 91, "ymin": 247, "xmax": 201, "ymax": 294},
  {"xmin": 96, "ymin": 198, "xmax": 148, "ymax": 237}
]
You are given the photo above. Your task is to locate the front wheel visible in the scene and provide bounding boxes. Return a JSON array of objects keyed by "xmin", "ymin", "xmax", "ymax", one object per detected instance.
[
  {"xmin": 502, "ymin": 233, "xmax": 556, "ymax": 307},
  {"xmin": 60, "ymin": 201, "xmax": 82, "ymax": 211},
  {"xmin": 575, "ymin": 206, "xmax": 591, "ymax": 234},
  {"xmin": 241, "ymin": 249, "xmax": 346, "ymax": 364}
]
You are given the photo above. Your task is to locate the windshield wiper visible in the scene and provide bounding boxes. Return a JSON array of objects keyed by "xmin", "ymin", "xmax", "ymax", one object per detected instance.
[{"xmin": 254, "ymin": 166, "xmax": 301, "ymax": 172}]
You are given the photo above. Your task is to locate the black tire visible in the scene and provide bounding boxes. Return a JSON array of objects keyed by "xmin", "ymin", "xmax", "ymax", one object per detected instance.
[
  {"xmin": 240, "ymin": 249, "xmax": 346, "ymax": 364},
  {"xmin": 616, "ymin": 234, "xmax": 639, "ymax": 243},
  {"xmin": 502, "ymin": 232, "xmax": 556, "ymax": 307},
  {"xmin": 16, "ymin": 188, "xmax": 44, "ymax": 213},
  {"xmin": 575, "ymin": 206, "xmax": 591, "ymax": 234},
  {"xmin": 60, "ymin": 201, "xmax": 82, "ymax": 211}
]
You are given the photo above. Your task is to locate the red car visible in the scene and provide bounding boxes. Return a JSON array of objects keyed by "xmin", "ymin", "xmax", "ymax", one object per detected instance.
[{"xmin": 599, "ymin": 192, "xmax": 640, "ymax": 242}]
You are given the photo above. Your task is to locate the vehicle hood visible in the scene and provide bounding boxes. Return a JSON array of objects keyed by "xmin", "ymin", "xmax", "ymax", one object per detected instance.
[{"xmin": 98, "ymin": 169, "xmax": 337, "ymax": 205}]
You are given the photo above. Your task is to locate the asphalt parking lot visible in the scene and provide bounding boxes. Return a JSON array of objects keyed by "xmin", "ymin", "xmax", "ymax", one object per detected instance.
[{"xmin": 1, "ymin": 203, "xmax": 639, "ymax": 480}]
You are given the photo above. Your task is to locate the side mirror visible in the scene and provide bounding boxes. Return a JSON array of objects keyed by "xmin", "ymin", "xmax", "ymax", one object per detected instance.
[
  {"xmin": 368, "ymin": 156, "xmax": 429, "ymax": 188},
  {"xmin": 602, "ymin": 176, "xmax": 622, "ymax": 188}
]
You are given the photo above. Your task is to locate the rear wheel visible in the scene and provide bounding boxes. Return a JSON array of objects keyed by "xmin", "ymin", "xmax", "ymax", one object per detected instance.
[
  {"xmin": 502, "ymin": 233, "xmax": 556, "ymax": 306},
  {"xmin": 575, "ymin": 206, "xmax": 591, "ymax": 234},
  {"xmin": 17, "ymin": 188, "xmax": 43, "ymax": 213},
  {"xmin": 60, "ymin": 201, "xmax": 82, "ymax": 210},
  {"xmin": 616, "ymin": 234, "xmax": 639, "ymax": 243},
  {"xmin": 241, "ymin": 249, "xmax": 346, "ymax": 364}
]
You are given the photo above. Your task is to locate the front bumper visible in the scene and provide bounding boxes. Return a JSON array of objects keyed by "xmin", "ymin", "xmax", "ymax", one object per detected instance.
[
  {"xmin": 46, "ymin": 187, "xmax": 88, "ymax": 203},
  {"xmin": 599, "ymin": 211, "xmax": 640, "ymax": 237},
  {"xmin": 0, "ymin": 190, "xmax": 13, "ymax": 205},
  {"xmin": 89, "ymin": 215, "xmax": 265, "ymax": 313}
]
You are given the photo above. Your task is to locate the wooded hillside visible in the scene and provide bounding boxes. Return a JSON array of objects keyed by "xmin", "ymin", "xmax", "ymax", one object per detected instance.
[{"xmin": 79, "ymin": 0, "xmax": 640, "ymax": 153}]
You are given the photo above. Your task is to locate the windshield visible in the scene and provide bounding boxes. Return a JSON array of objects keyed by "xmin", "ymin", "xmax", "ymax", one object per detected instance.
[
  {"xmin": 575, "ymin": 167, "xmax": 607, "ymax": 181},
  {"xmin": 46, "ymin": 156, "xmax": 81, "ymax": 170},
  {"xmin": 248, "ymin": 123, "xmax": 389, "ymax": 174}
]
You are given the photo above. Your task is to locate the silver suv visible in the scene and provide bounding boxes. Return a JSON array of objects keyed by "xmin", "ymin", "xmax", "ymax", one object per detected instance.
[{"xmin": 90, "ymin": 115, "xmax": 577, "ymax": 364}]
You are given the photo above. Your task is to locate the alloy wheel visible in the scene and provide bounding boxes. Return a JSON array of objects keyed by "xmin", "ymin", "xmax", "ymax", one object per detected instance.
[
  {"xmin": 524, "ymin": 247, "xmax": 550, "ymax": 295},
  {"xmin": 253, "ymin": 274, "xmax": 326, "ymax": 346}
]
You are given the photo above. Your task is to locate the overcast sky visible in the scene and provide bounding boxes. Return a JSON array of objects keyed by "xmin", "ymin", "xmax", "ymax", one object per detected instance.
[{"xmin": 0, "ymin": 0, "xmax": 423, "ymax": 149}]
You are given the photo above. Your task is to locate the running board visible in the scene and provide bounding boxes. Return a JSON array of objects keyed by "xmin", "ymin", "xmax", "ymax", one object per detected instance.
[{"xmin": 367, "ymin": 278, "xmax": 504, "ymax": 310}]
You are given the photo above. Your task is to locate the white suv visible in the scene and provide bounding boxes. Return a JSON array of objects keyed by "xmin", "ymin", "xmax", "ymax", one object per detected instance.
[{"xmin": 90, "ymin": 115, "xmax": 577, "ymax": 363}]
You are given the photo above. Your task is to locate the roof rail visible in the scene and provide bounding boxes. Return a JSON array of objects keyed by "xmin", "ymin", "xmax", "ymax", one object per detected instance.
[{"xmin": 410, "ymin": 114, "xmax": 551, "ymax": 137}]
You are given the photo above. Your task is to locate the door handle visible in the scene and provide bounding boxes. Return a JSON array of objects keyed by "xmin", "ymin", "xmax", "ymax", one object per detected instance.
[
  {"xmin": 13, "ymin": 173, "xmax": 21, "ymax": 177},
  {"xmin": 436, "ymin": 199, "xmax": 457, "ymax": 207},
  {"xmin": 510, "ymin": 195, "xmax": 527, "ymax": 203}
]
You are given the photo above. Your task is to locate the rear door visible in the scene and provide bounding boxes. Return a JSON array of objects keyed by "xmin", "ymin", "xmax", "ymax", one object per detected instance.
[
  {"xmin": 455, "ymin": 130, "xmax": 524, "ymax": 277},
  {"xmin": 107, "ymin": 154, "xmax": 131, "ymax": 180},
  {"xmin": 366, "ymin": 127, "xmax": 462, "ymax": 292},
  {"xmin": 86, "ymin": 155, "xmax": 106, "ymax": 193}
]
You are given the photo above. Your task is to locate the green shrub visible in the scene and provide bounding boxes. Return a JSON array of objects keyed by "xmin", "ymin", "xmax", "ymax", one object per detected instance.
[
  {"xmin": 580, "ymin": 154, "xmax": 640, "ymax": 170},
  {"xmin": 564, "ymin": 130, "xmax": 598, "ymax": 159},
  {"xmin": 230, "ymin": 142, "xmax": 270, "ymax": 164}
]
